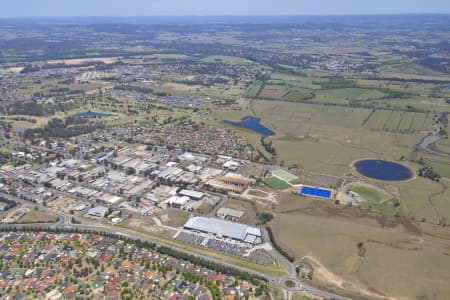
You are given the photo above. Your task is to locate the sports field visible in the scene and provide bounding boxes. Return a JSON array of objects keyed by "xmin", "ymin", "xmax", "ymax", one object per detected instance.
[
  {"xmin": 271, "ymin": 169, "xmax": 298, "ymax": 182},
  {"xmin": 265, "ymin": 177, "xmax": 291, "ymax": 190},
  {"xmin": 349, "ymin": 185, "xmax": 400, "ymax": 216},
  {"xmin": 301, "ymin": 186, "xmax": 332, "ymax": 199}
]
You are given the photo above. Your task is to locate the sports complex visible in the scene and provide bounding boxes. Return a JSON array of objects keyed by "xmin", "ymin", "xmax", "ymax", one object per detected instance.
[{"xmin": 300, "ymin": 185, "xmax": 332, "ymax": 199}]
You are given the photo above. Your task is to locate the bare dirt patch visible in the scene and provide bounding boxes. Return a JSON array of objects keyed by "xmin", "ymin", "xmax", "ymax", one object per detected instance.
[
  {"xmin": 158, "ymin": 209, "xmax": 190, "ymax": 227},
  {"xmin": 259, "ymin": 88, "xmax": 287, "ymax": 99},
  {"xmin": 241, "ymin": 188, "xmax": 278, "ymax": 207},
  {"xmin": 124, "ymin": 218, "xmax": 167, "ymax": 234}
]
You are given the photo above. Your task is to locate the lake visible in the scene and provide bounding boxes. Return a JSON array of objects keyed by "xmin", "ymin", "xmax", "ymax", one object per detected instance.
[
  {"xmin": 355, "ymin": 159, "xmax": 413, "ymax": 181},
  {"xmin": 224, "ymin": 115, "xmax": 275, "ymax": 136},
  {"xmin": 72, "ymin": 112, "xmax": 112, "ymax": 118}
]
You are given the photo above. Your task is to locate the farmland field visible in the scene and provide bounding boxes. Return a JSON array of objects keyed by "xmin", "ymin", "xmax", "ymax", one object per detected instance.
[
  {"xmin": 364, "ymin": 110, "xmax": 432, "ymax": 132},
  {"xmin": 210, "ymin": 99, "xmax": 427, "ymax": 176},
  {"xmin": 398, "ymin": 112, "xmax": 415, "ymax": 131},
  {"xmin": 259, "ymin": 88, "xmax": 288, "ymax": 99},
  {"xmin": 283, "ymin": 89, "xmax": 314, "ymax": 102},
  {"xmin": 312, "ymin": 88, "xmax": 388, "ymax": 104},
  {"xmin": 364, "ymin": 110, "xmax": 391, "ymax": 129},
  {"xmin": 384, "ymin": 111, "xmax": 402, "ymax": 130}
]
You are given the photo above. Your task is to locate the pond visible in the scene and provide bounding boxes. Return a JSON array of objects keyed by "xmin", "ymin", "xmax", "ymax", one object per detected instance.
[
  {"xmin": 354, "ymin": 159, "xmax": 413, "ymax": 181},
  {"xmin": 72, "ymin": 111, "xmax": 112, "ymax": 118},
  {"xmin": 224, "ymin": 115, "xmax": 275, "ymax": 136}
]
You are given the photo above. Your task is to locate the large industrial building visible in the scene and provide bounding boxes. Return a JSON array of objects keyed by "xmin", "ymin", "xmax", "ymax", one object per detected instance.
[{"xmin": 183, "ymin": 217, "xmax": 262, "ymax": 244}]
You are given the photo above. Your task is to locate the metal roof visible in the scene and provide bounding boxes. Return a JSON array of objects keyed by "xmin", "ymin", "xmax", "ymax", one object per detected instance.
[
  {"xmin": 183, "ymin": 217, "xmax": 261, "ymax": 241},
  {"xmin": 178, "ymin": 189, "xmax": 204, "ymax": 199}
]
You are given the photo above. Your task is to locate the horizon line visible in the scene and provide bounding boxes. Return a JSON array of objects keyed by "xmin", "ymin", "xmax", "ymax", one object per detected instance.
[{"xmin": 1, "ymin": 13, "xmax": 450, "ymax": 19}]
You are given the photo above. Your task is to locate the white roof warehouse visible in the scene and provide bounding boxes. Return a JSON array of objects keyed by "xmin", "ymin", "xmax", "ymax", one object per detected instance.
[{"xmin": 183, "ymin": 217, "xmax": 262, "ymax": 244}]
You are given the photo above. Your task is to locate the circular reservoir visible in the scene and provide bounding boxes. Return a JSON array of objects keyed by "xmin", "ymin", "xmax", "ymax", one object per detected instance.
[{"xmin": 354, "ymin": 159, "xmax": 413, "ymax": 181}]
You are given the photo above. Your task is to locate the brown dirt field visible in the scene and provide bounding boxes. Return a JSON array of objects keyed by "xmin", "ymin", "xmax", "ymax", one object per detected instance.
[
  {"xmin": 271, "ymin": 193, "xmax": 450, "ymax": 300},
  {"xmin": 259, "ymin": 88, "xmax": 287, "ymax": 99},
  {"xmin": 158, "ymin": 209, "xmax": 190, "ymax": 227},
  {"xmin": 123, "ymin": 217, "xmax": 173, "ymax": 235},
  {"xmin": 163, "ymin": 82, "xmax": 202, "ymax": 92}
]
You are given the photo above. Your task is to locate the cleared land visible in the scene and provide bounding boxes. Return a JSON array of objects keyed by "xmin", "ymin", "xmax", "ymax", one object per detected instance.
[
  {"xmin": 158, "ymin": 209, "xmax": 190, "ymax": 228},
  {"xmin": 17, "ymin": 208, "xmax": 59, "ymax": 224},
  {"xmin": 259, "ymin": 88, "xmax": 288, "ymax": 100},
  {"xmin": 271, "ymin": 193, "xmax": 450, "ymax": 300},
  {"xmin": 224, "ymin": 197, "xmax": 259, "ymax": 225}
]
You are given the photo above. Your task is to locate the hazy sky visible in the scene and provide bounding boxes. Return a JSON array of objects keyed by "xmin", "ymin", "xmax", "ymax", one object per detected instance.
[{"xmin": 2, "ymin": 0, "xmax": 450, "ymax": 17}]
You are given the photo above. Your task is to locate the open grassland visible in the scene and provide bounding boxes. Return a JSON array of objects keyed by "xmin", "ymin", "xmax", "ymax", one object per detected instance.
[
  {"xmin": 365, "ymin": 110, "xmax": 432, "ymax": 133},
  {"xmin": 433, "ymin": 138, "xmax": 450, "ymax": 155},
  {"xmin": 246, "ymin": 82, "xmax": 264, "ymax": 98},
  {"xmin": 283, "ymin": 89, "xmax": 315, "ymax": 102},
  {"xmin": 384, "ymin": 111, "xmax": 402, "ymax": 130},
  {"xmin": 397, "ymin": 177, "xmax": 450, "ymax": 222},
  {"xmin": 251, "ymin": 100, "xmax": 421, "ymax": 173},
  {"xmin": 259, "ymin": 88, "xmax": 288, "ymax": 99},
  {"xmin": 17, "ymin": 208, "xmax": 59, "ymax": 224},
  {"xmin": 426, "ymin": 158, "xmax": 450, "ymax": 178},
  {"xmin": 312, "ymin": 88, "xmax": 388, "ymax": 105},
  {"xmin": 271, "ymin": 193, "xmax": 450, "ymax": 300},
  {"xmin": 158, "ymin": 209, "xmax": 190, "ymax": 228},
  {"xmin": 208, "ymin": 99, "xmax": 426, "ymax": 175},
  {"xmin": 364, "ymin": 109, "xmax": 391, "ymax": 129},
  {"xmin": 270, "ymin": 72, "xmax": 324, "ymax": 89},
  {"xmin": 397, "ymin": 112, "xmax": 415, "ymax": 131}
]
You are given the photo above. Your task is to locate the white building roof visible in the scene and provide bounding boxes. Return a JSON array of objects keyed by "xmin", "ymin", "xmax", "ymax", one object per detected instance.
[
  {"xmin": 183, "ymin": 217, "xmax": 261, "ymax": 241},
  {"xmin": 164, "ymin": 196, "xmax": 189, "ymax": 206},
  {"xmin": 87, "ymin": 206, "xmax": 108, "ymax": 218},
  {"xmin": 178, "ymin": 189, "xmax": 204, "ymax": 200}
]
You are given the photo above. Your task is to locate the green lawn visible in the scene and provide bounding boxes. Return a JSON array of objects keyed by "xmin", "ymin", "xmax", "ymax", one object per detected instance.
[
  {"xmin": 350, "ymin": 186, "xmax": 389, "ymax": 203},
  {"xmin": 265, "ymin": 177, "xmax": 291, "ymax": 190},
  {"xmin": 427, "ymin": 160, "xmax": 450, "ymax": 178},
  {"xmin": 350, "ymin": 185, "xmax": 400, "ymax": 216}
]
